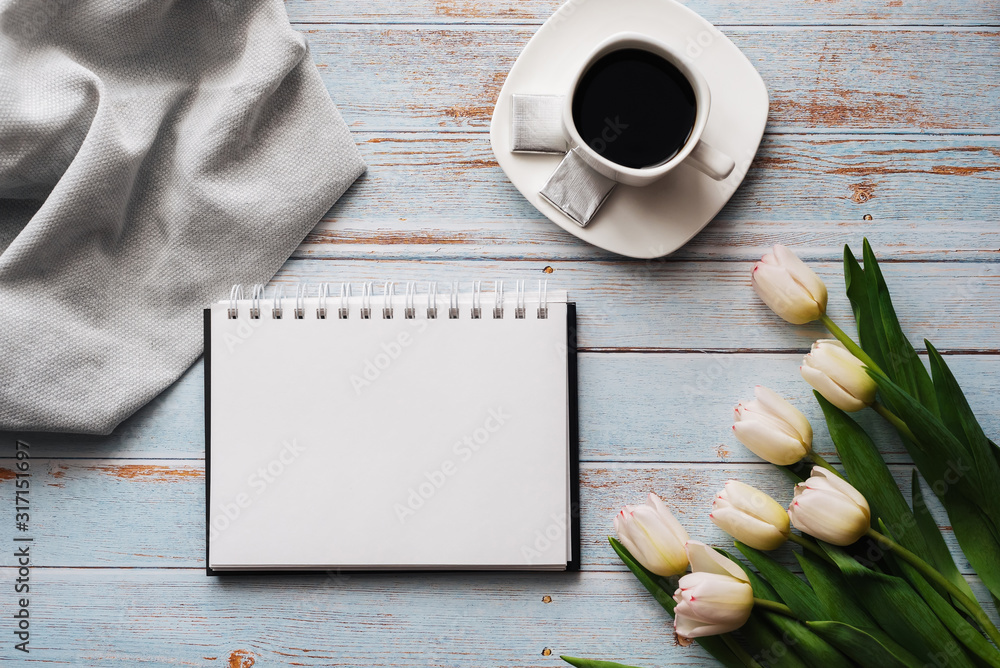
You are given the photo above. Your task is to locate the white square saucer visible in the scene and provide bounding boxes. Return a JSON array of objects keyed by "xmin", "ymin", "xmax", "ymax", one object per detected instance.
[{"xmin": 489, "ymin": 0, "xmax": 769, "ymax": 259}]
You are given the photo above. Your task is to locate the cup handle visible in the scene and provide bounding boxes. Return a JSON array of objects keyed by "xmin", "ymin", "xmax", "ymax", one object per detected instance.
[{"xmin": 687, "ymin": 139, "xmax": 735, "ymax": 181}]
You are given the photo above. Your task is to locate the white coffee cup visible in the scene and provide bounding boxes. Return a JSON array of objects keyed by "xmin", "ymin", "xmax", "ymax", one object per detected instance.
[{"xmin": 562, "ymin": 32, "xmax": 735, "ymax": 186}]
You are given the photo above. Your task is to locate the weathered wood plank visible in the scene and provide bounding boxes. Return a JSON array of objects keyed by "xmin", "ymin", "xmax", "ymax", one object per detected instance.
[
  {"xmin": 286, "ymin": 0, "xmax": 1000, "ymax": 26},
  {"xmin": 578, "ymin": 353, "xmax": 1000, "ymax": 463},
  {"xmin": 300, "ymin": 133, "xmax": 1000, "ymax": 261},
  {"xmin": 3, "ymin": 567, "xmax": 992, "ymax": 665},
  {"xmin": 273, "ymin": 260, "xmax": 999, "ymax": 351},
  {"xmin": 304, "ymin": 26, "xmax": 1000, "ymax": 132},
  {"xmin": 0, "ymin": 459, "xmax": 971, "ymax": 573},
  {"xmin": 6, "ymin": 354, "xmax": 997, "ymax": 462}
]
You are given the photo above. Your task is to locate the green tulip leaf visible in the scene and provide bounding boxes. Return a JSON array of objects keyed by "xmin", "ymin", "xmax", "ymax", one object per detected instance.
[
  {"xmin": 943, "ymin": 495, "xmax": 1000, "ymax": 603},
  {"xmin": 867, "ymin": 369, "xmax": 989, "ymax": 515},
  {"xmin": 806, "ymin": 621, "xmax": 925, "ymax": 668},
  {"xmin": 796, "ymin": 551, "xmax": 875, "ymax": 629},
  {"xmin": 910, "ymin": 469, "xmax": 977, "ymax": 602},
  {"xmin": 860, "ymin": 238, "xmax": 938, "ymax": 413},
  {"xmin": 926, "ymin": 341, "xmax": 1000, "ymax": 506},
  {"xmin": 741, "ymin": 615, "xmax": 812, "ymax": 668},
  {"xmin": 895, "ymin": 558, "xmax": 1000, "ymax": 666},
  {"xmin": 797, "ymin": 551, "xmax": 928, "ymax": 663},
  {"xmin": 608, "ymin": 537, "xmax": 745, "ymax": 668},
  {"xmin": 735, "ymin": 543, "xmax": 826, "ymax": 621},
  {"xmin": 818, "ymin": 542, "xmax": 978, "ymax": 668},
  {"xmin": 757, "ymin": 611, "xmax": 854, "ymax": 668},
  {"xmin": 560, "ymin": 657, "xmax": 647, "ymax": 668},
  {"xmin": 843, "ymin": 244, "xmax": 888, "ymax": 373}
]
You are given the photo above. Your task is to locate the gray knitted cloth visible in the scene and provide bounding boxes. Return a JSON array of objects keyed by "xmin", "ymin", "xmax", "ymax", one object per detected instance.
[{"xmin": 0, "ymin": 0, "xmax": 365, "ymax": 434}]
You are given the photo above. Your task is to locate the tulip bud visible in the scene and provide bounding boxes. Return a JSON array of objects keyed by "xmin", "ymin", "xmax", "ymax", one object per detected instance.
[
  {"xmin": 614, "ymin": 493, "xmax": 690, "ymax": 577},
  {"xmin": 800, "ymin": 340, "xmax": 877, "ymax": 412},
  {"xmin": 673, "ymin": 558, "xmax": 753, "ymax": 639},
  {"xmin": 710, "ymin": 480, "xmax": 791, "ymax": 551},
  {"xmin": 788, "ymin": 467, "xmax": 871, "ymax": 546},
  {"xmin": 733, "ymin": 386, "xmax": 813, "ymax": 465},
  {"xmin": 751, "ymin": 244, "xmax": 828, "ymax": 324}
]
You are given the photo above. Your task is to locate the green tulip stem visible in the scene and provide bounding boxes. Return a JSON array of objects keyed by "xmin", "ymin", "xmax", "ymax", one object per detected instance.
[
  {"xmin": 818, "ymin": 313, "xmax": 885, "ymax": 375},
  {"xmin": 866, "ymin": 528, "xmax": 1000, "ymax": 648},
  {"xmin": 807, "ymin": 451, "xmax": 847, "ymax": 480},
  {"xmin": 753, "ymin": 598, "xmax": 797, "ymax": 618},
  {"xmin": 720, "ymin": 633, "xmax": 766, "ymax": 668},
  {"xmin": 787, "ymin": 532, "xmax": 833, "ymax": 562},
  {"xmin": 871, "ymin": 401, "xmax": 919, "ymax": 444}
]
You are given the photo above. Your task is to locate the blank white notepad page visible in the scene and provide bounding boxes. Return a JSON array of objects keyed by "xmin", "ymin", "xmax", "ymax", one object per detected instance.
[{"xmin": 208, "ymin": 293, "xmax": 570, "ymax": 570}]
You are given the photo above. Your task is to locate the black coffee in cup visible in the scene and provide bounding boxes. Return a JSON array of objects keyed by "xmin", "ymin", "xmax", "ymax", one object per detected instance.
[{"xmin": 571, "ymin": 48, "xmax": 697, "ymax": 170}]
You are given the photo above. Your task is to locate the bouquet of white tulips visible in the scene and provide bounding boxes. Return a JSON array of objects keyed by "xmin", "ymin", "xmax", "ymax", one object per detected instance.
[{"xmin": 563, "ymin": 241, "xmax": 1000, "ymax": 668}]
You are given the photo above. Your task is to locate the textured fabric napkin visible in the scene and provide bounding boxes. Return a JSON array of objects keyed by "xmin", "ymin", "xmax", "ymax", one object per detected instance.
[{"xmin": 0, "ymin": 0, "xmax": 366, "ymax": 434}]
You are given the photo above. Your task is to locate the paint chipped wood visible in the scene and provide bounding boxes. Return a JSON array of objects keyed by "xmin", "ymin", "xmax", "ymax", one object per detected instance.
[
  {"xmin": 300, "ymin": 27, "xmax": 1000, "ymax": 132},
  {"xmin": 285, "ymin": 0, "xmax": 1000, "ymax": 25},
  {"xmin": 292, "ymin": 134, "xmax": 1000, "ymax": 261}
]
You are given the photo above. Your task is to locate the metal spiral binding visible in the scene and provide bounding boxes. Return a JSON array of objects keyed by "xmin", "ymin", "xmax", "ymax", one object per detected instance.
[
  {"xmin": 493, "ymin": 280, "xmax": 504, "ymax": 319},
  {"xmin": 471, "ymin": 281, "xmax": 482, "ymax": 319},
  {"xmin": 228, "ymin": 284, "xmax": 243, "ymax": 319},
  {"xmin": 427, "ymin": 282, "xmax": 438, "ymax": 319},
  {"xmin": 360, "ymin": 282, "xmax": 373, "ymax": 319},
  {"xmin": 294, "ymin": 284, "xmax": 306, "ymax": 319},
  {"xmin": 448, "ymin": 283, "xmax": 460, "ymax": 319},
  {"xmin": 537, "ymin": 279, "xmax": 548, "ymax": 319},
  {"xmin": 249, "ymin": 284, "xmax": 264, "ymax": 319},
  {"xmin": 317, "ymin": 283, "xmax": 329, "ymax": 319},
  {"xmin": 515, "ymin": 280, "xmax": 526, "ymax": 319},
  {"xmin": 224, "ymin": 280, "xmax": 549, "ymax": 320},
  {"xmin": 338, "ymin": 283, "xmax": 350, "ymax": 319},
  {"xmin": 383, "ymin": 281, "xmax": 395, "ymax": 319},
  {"xmin": 404, "ymin": 282, "xmax": 416, "ymax": 319},
  {"xmin": 271, "ymin": 285, "xmax": 285, "ymax": 319}
]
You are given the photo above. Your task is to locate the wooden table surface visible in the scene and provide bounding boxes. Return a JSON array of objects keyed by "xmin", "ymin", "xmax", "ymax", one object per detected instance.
[{"xmin": 3, "ymin": 0, "xmax": 999, "ymax": 665}]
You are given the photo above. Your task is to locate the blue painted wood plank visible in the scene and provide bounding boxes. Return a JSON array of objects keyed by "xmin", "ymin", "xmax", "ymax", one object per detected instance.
[
  {"xmin": 299, "ymin": 26, "xmax": 1000, "ymax": 132},
  {"xmin": 5, "ymin": 354, "xmax": 997, "ymax": 463},
  {"xmin": 274, "ymin": 260, "xmax": 1000, "ymax": 350},
  {"xmin": 0, "ymin": 457, "xmax": 971, "ymax": 574},
  {"xmin": 0, "ymin": 565, "xmax": 993, "ymax": 665},
  {"xmin": 577, "ymin": 353, "xmax": 1000, "ymax": 463},
  {"xmin": 286, "ymin": 0, "xmax": 1000, "ymax": 26},
  {"xmin": 299, "ymin": 133, "xmax": 1000, "ymax": 261},
  {"xmin": 0, "ymin": 568, "xmax": 743, "ymax": 666}
]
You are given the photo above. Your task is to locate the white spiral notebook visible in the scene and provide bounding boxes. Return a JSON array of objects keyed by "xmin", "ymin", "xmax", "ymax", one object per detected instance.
[{"xmin": 205, "ymin": 281, "xmax": 578, "ymax": 573}]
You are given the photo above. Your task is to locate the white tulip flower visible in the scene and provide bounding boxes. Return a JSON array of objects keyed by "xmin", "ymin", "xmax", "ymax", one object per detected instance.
[
  {"xmin": 788, "ymin": 467, "xmax": 871, "ymax": 546},
  {"xmin": 711, "ymin": 480, "xmax": 791, "ymax": 551},
  {"xmin": 614, "ymin": 493, "xmax": 690, "ymax": 577},
  {"xmin": 751, "ymin": 244, "xmax": 828, "ymax": 324},
  {"xmin": 673, "ymin": 543, "xmax": 754, "ymax": 640},
  {"xmin": 733, "ymin": 386, "xmax": 813, "ymax": 465},
  {"xmin": 800, "ymin": 340, "xmax": 877, "ymax": 412}
]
